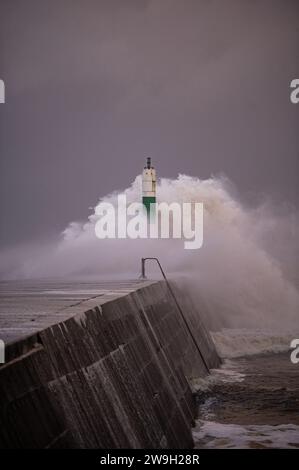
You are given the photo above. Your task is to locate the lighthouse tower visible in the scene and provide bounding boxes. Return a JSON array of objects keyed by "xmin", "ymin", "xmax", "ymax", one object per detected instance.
[{"xmin": 142, "ymin": 157, "xmax": 156, "ymax": 213}]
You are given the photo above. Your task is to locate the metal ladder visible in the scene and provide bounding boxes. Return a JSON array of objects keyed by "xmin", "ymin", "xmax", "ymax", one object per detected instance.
[{"xmin": 140, "ymin": 257, "xmax": 209, "ymax": 374}]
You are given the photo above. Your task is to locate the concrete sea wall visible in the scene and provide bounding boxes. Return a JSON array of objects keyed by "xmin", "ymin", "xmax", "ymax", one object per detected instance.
[{"xmin": 0, "ymin": 280, "xmax": 220, "ymax": 449}]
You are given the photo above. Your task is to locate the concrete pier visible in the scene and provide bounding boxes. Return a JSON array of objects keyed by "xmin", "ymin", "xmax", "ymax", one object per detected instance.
[{"xmin": 0, "ymin": 280, "xmax": 220, "ymax": 448}]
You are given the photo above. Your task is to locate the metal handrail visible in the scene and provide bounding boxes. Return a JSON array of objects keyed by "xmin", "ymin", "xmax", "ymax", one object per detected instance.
[{"xmin": 140, "ymin": 257, "xmax": 209, "ymax": 374}]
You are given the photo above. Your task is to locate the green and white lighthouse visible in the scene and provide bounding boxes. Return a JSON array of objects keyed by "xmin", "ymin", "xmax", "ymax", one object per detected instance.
[{"xmin": 142, "ymin": 157, "xmax": 156, "ymax": 214}]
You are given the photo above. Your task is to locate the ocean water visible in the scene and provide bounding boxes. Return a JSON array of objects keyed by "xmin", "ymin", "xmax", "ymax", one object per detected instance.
[{"xmin": 192, "ymin": 329, "xmax": 299, "ymax": 449}]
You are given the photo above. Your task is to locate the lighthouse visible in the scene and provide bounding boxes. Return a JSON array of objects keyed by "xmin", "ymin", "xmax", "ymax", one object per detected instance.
[{"xmin": 142, "ymin": 157, "xmax": 156, "ymax": 214}]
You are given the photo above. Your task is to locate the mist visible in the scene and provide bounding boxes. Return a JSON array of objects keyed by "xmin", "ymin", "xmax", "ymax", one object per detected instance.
[{"xmin": 1, "ymin": 174, "xmax": 298, "ymax": 334}]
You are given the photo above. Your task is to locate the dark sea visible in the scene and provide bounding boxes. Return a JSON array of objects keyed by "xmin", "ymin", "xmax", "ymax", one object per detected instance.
[{"xmin": 193, "ymin": 329, "xmax": 299, "ymax": 449}]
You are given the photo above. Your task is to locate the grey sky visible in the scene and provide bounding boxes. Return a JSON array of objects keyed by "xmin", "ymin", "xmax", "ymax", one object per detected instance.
[{"xmin": 0, "ymin": 0, "xmax": 298, "ymax": 248}]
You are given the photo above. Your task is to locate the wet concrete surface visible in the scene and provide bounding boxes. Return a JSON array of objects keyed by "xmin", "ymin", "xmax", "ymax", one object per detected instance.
[
  {"xmin": 0, "ymin": 280, "xmax": 220, "ymax": 448},
  {"xmin": 0, "ymin": 280, "xmax": 154, "ymax": 344}
]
